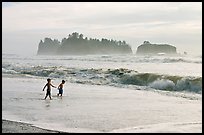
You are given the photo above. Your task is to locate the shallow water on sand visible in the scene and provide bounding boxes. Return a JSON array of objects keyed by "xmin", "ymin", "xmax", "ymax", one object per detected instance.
[{"xmin": 2, "ymin": 76, "xmax": 202, "ymax": 133}]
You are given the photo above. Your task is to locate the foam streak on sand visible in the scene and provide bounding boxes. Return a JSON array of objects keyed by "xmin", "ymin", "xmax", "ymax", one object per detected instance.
[{"xmin": 110, "ymin": 122, "xmax": 202, "ymax": 133}]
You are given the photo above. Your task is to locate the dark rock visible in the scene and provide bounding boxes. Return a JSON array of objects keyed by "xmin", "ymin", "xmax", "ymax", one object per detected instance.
[
  {"xmin": 136, "ymin": 41, "xmax": 177, "ymax": 55},
  {"xmin": 37, "ymin": 32, "xmax": 132, "ymax": 55}
]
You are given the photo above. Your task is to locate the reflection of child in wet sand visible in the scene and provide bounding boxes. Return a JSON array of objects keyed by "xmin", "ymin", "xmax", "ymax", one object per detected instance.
[
  {"xmin": 43, "ymin": 78, "xmax": 56, "ymax": 100},
  {"xmin": 57, "ymin": 80, "xmax": 65, "ymax": 97}
]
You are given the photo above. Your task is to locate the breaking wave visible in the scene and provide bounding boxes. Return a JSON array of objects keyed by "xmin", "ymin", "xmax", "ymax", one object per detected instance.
[
  {"xmin": 2, "ymin": 63, "xmax": 202, "ymax": 94},
  {"xmin": 120, "ymin": 73, "xmax": 202, "ymax": 93}
]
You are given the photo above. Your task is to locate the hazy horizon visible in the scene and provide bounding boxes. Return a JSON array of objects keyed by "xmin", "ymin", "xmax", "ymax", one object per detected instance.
[{"xmin": 2, "ymin": 2, "xmax": 202, "ymax": 56}]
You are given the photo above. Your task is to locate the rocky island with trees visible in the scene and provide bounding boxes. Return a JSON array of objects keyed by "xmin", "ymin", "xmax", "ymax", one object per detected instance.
[
  {"xmin": 136, "ymin": 41, "xmax": 177, "ymax": 55},
  {"xmin": 37, "ymin": 32, "xmax": 133, "ymax": 55}
]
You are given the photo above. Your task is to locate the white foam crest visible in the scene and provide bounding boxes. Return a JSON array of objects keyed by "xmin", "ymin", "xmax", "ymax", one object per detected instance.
[
  {"xmin": 2, "ymin": 68, "xmax": 18, "ymax": 74},
  {"xmin": 149, "ymin": 79, "xmax": 175, "ymax": 90},
  {"xmin": 176, "ymin": 78, "xmax": 202, "ymax": 93}
]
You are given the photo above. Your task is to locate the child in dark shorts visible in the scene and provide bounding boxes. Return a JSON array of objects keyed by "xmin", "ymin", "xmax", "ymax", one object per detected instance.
[
  {"xmin": 57, "ymin": 80, "xmax": 65, "ymax": 97},
  {"xmin": 43, "ymin": 78, "xmax": 57, "ymax": 100}
]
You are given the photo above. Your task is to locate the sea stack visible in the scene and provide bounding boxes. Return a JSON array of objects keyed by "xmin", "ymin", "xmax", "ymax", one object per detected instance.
[
  {"xmin": 136, "ymin": 41, "xmax": 177, "ymax": 55},
  {"xmin": 37, "ymin": 32, "xmax": 133, "ymax": 55}
]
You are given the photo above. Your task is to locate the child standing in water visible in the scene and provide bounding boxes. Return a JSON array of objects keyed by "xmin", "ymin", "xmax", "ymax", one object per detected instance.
[
  {"xmin": 43, "ymin": 78, "xmax": 56, "ymax": 100},
  {"xmin": 57, "ymin": 80, "xmax": 65, "ymax": 97}
]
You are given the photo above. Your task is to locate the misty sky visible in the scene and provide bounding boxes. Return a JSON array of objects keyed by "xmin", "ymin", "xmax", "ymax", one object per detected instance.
[{"xmin": 2, "ymin": 2, "xmax": 202, "ymax": 55}]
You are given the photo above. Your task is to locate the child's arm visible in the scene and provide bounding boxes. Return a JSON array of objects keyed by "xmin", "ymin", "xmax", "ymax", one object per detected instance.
[
  {"xmin": 58, "ymin": 83, "xmax": 62, "ymax": 89},
  {"xmin": 42, "ymin": 84, "xmax": 47, "ymax": 91},
  {"xmin": 51, "ymin": 83, "xmax": 57, "ymax": 88}
]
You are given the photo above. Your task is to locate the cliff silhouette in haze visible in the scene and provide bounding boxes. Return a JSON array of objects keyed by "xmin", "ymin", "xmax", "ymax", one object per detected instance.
[
  {"xmin": 37, "ymin": 32, "xmax": 132, "ymax": 55},
  {"xmin": 136, "ymin": 41, "xmax": 177, "ymax": 55}
]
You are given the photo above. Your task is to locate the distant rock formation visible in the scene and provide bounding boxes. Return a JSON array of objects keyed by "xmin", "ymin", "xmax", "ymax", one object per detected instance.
[
  {"xmin": 37, "ymin": 38, "xmax": 60, "ymax": 55},
  {"xmin": 37, "ymin": 32, "xmax": 132, "ymax": 55},
  {"xmin": 136, "ymin": 41, "xmax": 177, "ymax": 55}
]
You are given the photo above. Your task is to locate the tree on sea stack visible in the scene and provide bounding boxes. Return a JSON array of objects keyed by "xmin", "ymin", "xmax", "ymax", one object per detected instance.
[{"xmin": 37, "ymin": 32, "xmax": 133, "ymax": 55}]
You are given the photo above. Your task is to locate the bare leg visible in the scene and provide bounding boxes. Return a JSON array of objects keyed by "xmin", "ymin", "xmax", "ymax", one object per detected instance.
[
  {"xmin": 49, "ymin": 94, "xmax": 52, "ymax": 100},
  {"xmin": 44, "ymin": 95, "xmax": 48, "ymax": 99}
]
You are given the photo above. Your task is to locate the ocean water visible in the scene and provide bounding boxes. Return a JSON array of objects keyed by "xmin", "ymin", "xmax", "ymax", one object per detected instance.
[
  {"xmin": 2, "ymin": 53, "xmax": 202, "ymax": 132},
  {"xmin": 2, "ymin": 53, "xmax": 202, "ymax": 93}
]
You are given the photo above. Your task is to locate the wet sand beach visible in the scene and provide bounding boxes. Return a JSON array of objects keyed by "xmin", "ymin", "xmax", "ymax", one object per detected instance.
[{"xmin": 2, "ymin": 119, "xmax": 65, "ymax": 133}]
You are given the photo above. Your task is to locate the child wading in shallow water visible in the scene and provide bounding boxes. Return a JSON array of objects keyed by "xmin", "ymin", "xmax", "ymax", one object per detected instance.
[
  {"xmin": 43, "ymin": 78, "xmax": 56, "ymax": 100},
  {"xmin": 57, "ymin": 80, "xmax": 65, "ymax": 97}
]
